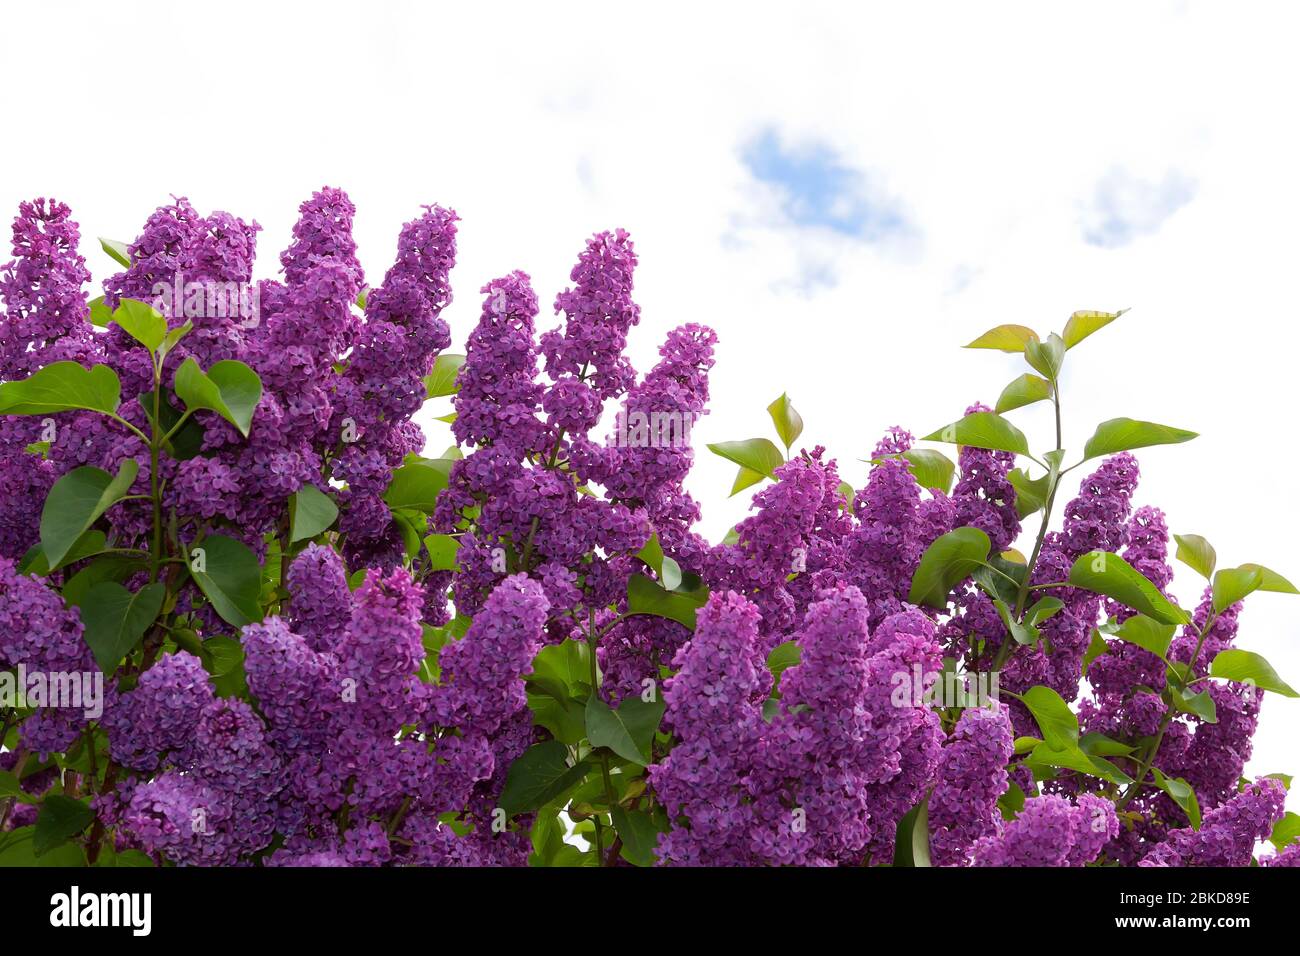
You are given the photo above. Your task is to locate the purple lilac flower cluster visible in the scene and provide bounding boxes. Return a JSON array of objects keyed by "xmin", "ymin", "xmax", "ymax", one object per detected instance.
[{"xmin": 1, "ymin": 190, "xmax": 1293, "ymax": 868}]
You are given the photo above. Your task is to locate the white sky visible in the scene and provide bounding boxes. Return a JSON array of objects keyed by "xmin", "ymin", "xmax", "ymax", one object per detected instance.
[{"xmin": 3, "ymin": 1, "xmax": 1297, "ymax": 783}]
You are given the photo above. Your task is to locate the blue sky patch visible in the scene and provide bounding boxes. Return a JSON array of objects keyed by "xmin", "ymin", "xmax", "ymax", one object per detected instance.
[{"xmin": 1082, "ymin": 168, "xmax": 1197, "ymax": 248}]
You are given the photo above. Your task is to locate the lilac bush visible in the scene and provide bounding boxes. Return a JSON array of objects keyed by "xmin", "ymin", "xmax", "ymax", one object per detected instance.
[{"xmin": 0, "ymin": 190, "xmax": 1296, "ymax": 867}]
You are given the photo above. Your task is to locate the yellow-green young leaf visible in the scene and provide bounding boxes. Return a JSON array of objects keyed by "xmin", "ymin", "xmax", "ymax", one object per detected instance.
[
  {"xmin": 964, "ymin": 324, "xmax": 1039, "ymax": 352},
  {"xmin": 1081, "ymin": 418, "xmax": 1197, "ymax": 462},
  {"xmin": 88, "ymin": 296, "xmax": 113, "ymax": 328},
  {"xmin": 99, "ymin": 237, "xmax": 132, "ymax": 268},
  {"xmin": 995, "ymin": 373, "xmax": 1052, "ymax": 414},
  {"xmin": 766, "ymin": 393, "xmax": 804, "ymax": 451},
  {"xmin": 708, "ymin": 438, "xmax": 785, "ymax": 478},
  {"xmin": 1270, "ymin": 812, "xmax": 1300, "ymax": 850},
  {"xmin": 1110, "ymin": 614, "xmax": 1176, "ymax": 661},
  {"xmin": 1209, "ymin": 649, "xmax": 1299, "ymax": 698},
  {"xmin": 112, "ymin": 298, "xmax": 168, "ymax": 352},
  {"xmin": 1173, "ymin": 533, "xmax": 1216, "ymax": 579},
  {"xmin": 730, "ymin": 465, "xmax": 767, "ymax": 497},
  {"xmin": 1238, "ymin": 563, "xmax": 1300, "ymax": 595},
  {"xmin": 1068, "ymin": 551, "xmax": 1190, "ymax": 625},
  {"xmin": 922, "ymin": 411, "xmax": 1029, "ymax": 456},
  {"xmin": 902, "ymin": 449, "xmax": 956, "ymax": 494},
  {"xmin": 1062, "ymin": 309, "xmax": 1127, "ymax": 349},
  {"xmin": 1008, "ymin": 468, "xmax": 1049, "ymax": 519},
  {"xmin": 0, "ymin": 362, "xmax": 121, "ymax": 417},
  {"xmin": 1024, "ymin": 333, "xmax": 1065, "ymax": 381},
  {"xmin": 424, "ymin": 353, "xmax": 466, "ymax": 399},
  {"xmin": 1151, "ymin": 769, "xmax": 1202, "ymax": 829},
  {"xmin": 1020, "ymin": 686, "xmax": 1079, "ymax": 750},
  {"xmin": 1212, "ymin": 566, "xmax": 1265, "ymax": 613}
]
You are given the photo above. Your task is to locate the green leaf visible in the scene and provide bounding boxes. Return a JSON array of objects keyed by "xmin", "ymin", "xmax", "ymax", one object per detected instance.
[
  {"xmin": 1209, "ymin": 649, "xmax": 1299, "ymax": 698},
  {"xmin": 99, "ymin": 237, "xmax": 131, "ymax": 267},
  {"xmin": 611, "ymin": 806, "xmax": 664, "ymax": 867},
  {"xmin": 289, "ymin": 484, "xmax": 339, "ymax": 543},
  {"xmin": 892, "ymin": 799, "xmax": 931, "ymax": 867},
  {"xmin": 1169, "ymin": 686, "xmax": 1218, "ymax": 723},
  {"xmin": 1027, "ymin": 742, "xmax": 1133, "ymax": 786},
  {"xmin": 1020, "ymin": 685, "xmax": 1079, "ymax": 750},
  {"xmin": 0, "ymin": 361, "xmax": 121, "ymax": 416},
  {"xmin": 922, "ymin": 411, "xmax": 1029, "ymax": 456},
  {"xmin": 766, "ymin": 640, "xmax": 801, "ymax": 686},
  {"xmin": 901, "ymin": 449, "xmax": 957, "ymax": 494},
  {"xmin": 766, "ymin": 393, "xmax": 804, "ymax": 451},
  {"xmin": 111, "ymin": 298, "xmax": 168, "ymax": 352},
  {"xmin": 498, "ymin": 741, "xmax": 590, "ymax": 816},
  {"xmin": 1269, "ymin": 811, "xmax": 1300, "ymax": 850},
  {"xmin": 1212, "ymin": 566, "xmax": 1265, "ymax": 613},
  {"xmin": 63, "ymin": 556, "xmax": 146, "ymax": 608},
  {"xmin": 1151, "ymin": 769, "xmax": 1202, "ymax": 829},
  {"xmin": 908, "ymin": 527, "xmax": 992, "ymax": 610},
  {"xmin": 87, "ymin": 296, "xmax": 113, "ymax": 328},
  {"xmin": 1081, "ymin": 628, "xmax": 1109, "ymax": 677},
  {"xmin": 187, "ymin": 534, "xmax": 263, "ymax": 628},
  {"xmin": 1111, "ymin": 614, "xmax": 1177, "ymax": 661},
  {"xmin": 159, "ymin": 320, "xmax": 193, "ymax": 359},
  {"xmin": 173, "ymin": 357, "xmax": 263, "ymax": 437},
  {"xmin": 0, "ymin": 770, "xmax": 37, "ymax": 805},
  {"xmin": 995, "ymin": 373, "xmax": 1052, "ymax": 414},
  {"xmin": 22, "ymin": 529, "xmax": 107, "ymax": 576},
  {"xmin": 424, "ymin": 353, "xmax": 466, "ymax": 399},
  {"xmin": 1173, "ymin": 533, "xmax": 1216, "ymax": 580},
  {"xmin": 288, "ymin": 481, "xmax": 340, "ymax": 541},
  {"xmin": 383, "ymin": 459, "xmax": 453, "ymax": 513},
  {"xmin": 1062, "ymin": 309, "xmax": 1126, "ymax": 349},
  {"xmin": 39, "ymin": 460, "xmax": 139, "ymax": 569},
  {"xmin": 1081, "ymin": 418, "xmax": 1197, "ymax": 462},
  {"xmin": 626, "ymin": 574, "xmax": 708, "ymax": 630},
  {"xmin": 423, "ymin": 533, "xmax": 460, "ymax": 572},
  {"xmin": 79, "ymin": 582, "xmax": 166, "ymax": 672},
  {"xmin": 1008, "ymin": 467, "xmax": 1050, "ymax": 519},
  {"xmin": 145, "ymin": 387, "xmax": 206, "ymax": 460},
  {"xmin": 34, "ymin": 795, "xmax": 94, "ymax": 857},
  {"xmin": 585, "ymin": 694, "xmax": 666, "ymax": 766},
  {"xmin": 708, "ymin": 438, "xmax": 785, "ymax": 479},
  {"xmin": 1024, "ymin": 332, "xmax": 1065, "ymax": 381},
  {"xmin": 1068, "ymin": 551, "xmax": 1190, "ymax": 625},
  {"xmin": 1238, "ymin": 563, "xmax": 1299, "ymax": 595},
  {"xmin": 963, "ymin": 324, "xmax": 1038, "ymax": 352},
  {"xmin": 1079, "ymin": 733, "xmax": 1135, "ymax": 757},
  {"xmin": 729, "ymin": 465, "xmax": 767, "ymax": 497},
  {"xmin": 202, "ymin": 636, "xmax": 248, "ymax": 698},
  {"xmin": 0, "ymin": 827, "xmax": 85, "ymax": 867}
]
